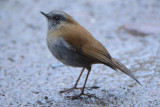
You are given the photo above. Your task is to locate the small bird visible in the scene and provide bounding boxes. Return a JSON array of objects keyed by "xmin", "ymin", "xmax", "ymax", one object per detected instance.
[{"xmin": 41, "ymin": 10, "xmax": 140, "ymax": 99}]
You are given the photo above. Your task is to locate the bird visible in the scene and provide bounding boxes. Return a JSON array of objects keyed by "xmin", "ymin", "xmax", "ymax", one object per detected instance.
[{"xmin": 41, "ymin": 10, "xmax": 141, "ymax": 99}]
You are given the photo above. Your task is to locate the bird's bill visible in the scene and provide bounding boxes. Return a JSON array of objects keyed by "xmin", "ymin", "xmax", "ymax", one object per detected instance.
[{"xmin": 40, "ymin": 11, "xmax": 50, "ymax": 19}]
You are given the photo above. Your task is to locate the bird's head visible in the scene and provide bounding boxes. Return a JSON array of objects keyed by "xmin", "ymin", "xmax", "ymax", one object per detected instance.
[{"xmin": 40, "ymin": 10, "xmax": 76, "ymax": 30}]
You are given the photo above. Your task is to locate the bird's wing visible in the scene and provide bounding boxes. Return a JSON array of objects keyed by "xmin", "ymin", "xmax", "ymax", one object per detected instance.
[
  {"xmin": 62, "ymin": 24, "xmax": 116, "ymax": 69},
  {"xmin": 80, "ymin": 44, "xmax": 116, "ymax": 69}
]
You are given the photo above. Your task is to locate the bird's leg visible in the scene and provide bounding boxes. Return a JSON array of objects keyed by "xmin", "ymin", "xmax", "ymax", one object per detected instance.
[
  {"xmin": 60, "ymin": 68, "xmax": 85, "ymax": 93},
  {"xmin": 68, "ymin": 67, "xmax": 94, "ymax": 99}
]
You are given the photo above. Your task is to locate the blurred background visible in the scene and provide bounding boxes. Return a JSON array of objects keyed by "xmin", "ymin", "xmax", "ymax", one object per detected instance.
[{"xmin": 0, "ymin": 0, "xmax": 160, "ymax": 106}]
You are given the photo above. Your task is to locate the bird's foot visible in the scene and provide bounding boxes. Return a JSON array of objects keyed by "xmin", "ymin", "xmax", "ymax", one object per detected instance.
[
  {"xmin": 67, "ymin": 92, "xmax": 95, "ymax": 99},
  {"xmin": 60, "ymin": 86, "xmax": 99, "ymax": 93},
  {"xmin": 60, "ymin": 87, "xmax": 76, "ymax": 93}
]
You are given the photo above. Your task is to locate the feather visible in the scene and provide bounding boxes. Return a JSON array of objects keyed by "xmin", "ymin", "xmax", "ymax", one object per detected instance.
[{"xmin": 112, "ymin": 58, "xmax": 141, "ymax": 85}]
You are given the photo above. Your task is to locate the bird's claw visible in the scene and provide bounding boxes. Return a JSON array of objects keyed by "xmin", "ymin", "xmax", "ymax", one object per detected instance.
[
  {"xmin": 66, "ymin": 93, "xmax": 95, "ymax": 100},
  {"xmin": 59, "ymin": 87, "xmax": 75, "ymax": 93},
  {"xmin": 60, "ymin": 86, "xmax": 99, "ymax": 93}
]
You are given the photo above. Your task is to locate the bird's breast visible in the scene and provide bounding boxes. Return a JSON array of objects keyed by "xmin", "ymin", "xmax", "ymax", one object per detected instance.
[{"xmin": 47, "ymin": 37, "xmax": 91, "ymax": 67}]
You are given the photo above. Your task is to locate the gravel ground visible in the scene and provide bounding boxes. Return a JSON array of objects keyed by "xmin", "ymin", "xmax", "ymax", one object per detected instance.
[{"xmin": 0, "ymin": 0, "xmax": 160, "ymax": 106}]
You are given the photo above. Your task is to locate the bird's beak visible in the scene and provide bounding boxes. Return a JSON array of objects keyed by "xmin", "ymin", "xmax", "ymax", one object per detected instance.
[{"xmin": 40, "ymin": 11, "xmax": 49, "ymax": 19}]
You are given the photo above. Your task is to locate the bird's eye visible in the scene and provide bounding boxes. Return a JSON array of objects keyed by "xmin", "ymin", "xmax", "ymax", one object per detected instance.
[{"xmin": 55, "ymin": 16, "xmax": 59, "ymax": 20}]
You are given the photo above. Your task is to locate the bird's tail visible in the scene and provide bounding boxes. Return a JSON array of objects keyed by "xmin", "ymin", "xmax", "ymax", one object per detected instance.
[{"xmin": 112, "ymin": 58, "xmax": 141, "ymax": 85}]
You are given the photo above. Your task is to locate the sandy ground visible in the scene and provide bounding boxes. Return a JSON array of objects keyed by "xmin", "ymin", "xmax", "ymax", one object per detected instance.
[{"xmin": 0, "ymin": 0, "xmax": 160, "ymax": 106}]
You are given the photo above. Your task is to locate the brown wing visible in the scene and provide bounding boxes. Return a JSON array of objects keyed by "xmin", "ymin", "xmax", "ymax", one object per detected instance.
[
  {"xmin": 81, "ymin": 45, "xmax": 116, "ymax": 69},
  {"xmin": 61, "ymin": 24, "xmax": 116, "ymax": 69}
]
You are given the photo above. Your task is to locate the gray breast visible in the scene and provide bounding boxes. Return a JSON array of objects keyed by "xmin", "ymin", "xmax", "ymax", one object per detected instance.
[{"xmin": 47, "ymin": 37, "xmax": 91, "ymax": 67}]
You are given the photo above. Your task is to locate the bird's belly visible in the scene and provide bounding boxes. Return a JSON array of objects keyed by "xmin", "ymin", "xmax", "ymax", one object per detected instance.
[{"xmin": 47, "ymin": 37, "xmax": 90, "ymax": 67}]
